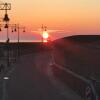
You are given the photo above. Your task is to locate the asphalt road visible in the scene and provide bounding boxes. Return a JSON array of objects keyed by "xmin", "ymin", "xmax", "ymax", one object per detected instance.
[{"xmin": 0, "ymin": 52, "xmax": 82, "ymax": 100}]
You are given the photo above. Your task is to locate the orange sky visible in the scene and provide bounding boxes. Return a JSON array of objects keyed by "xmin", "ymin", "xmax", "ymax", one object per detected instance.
[{"xmin": 0, "ymin": 0, "xmax": 100, "ymax": 41}]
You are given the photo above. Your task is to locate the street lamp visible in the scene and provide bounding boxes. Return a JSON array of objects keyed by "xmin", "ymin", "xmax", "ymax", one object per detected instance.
[
  {"xmin": 11, "ymin": 24, "xmax": 26, "ymax": 43},
  {"xmin": 11, "ymin": 24, "xmax": 26, "ymax": 57},
  {"xmin": 0, "ymin": 3, "xmax": 11, "ymax": 42},
  {"xmin": 41, "ymin": 25, "xmax": 49, "ymax": 42},
  {"xmin": 42, "ymin": 26, "xmax": 50, "ymax": 43}
]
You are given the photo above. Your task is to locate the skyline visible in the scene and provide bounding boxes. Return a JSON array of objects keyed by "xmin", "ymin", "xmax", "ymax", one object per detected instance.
[{"xmin": 0, "ymin": 0, "xmax": 100, "ymax": 41}]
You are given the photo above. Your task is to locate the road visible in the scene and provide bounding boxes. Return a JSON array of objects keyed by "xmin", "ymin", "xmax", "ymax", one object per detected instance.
[{"xmin": 0, "ymin": 52, "xmax": 82, "ymax": 100}]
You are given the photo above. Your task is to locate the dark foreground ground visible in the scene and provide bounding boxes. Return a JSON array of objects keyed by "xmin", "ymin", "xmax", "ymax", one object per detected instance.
[{"xmin": 0, "ymin": 35, "xmax": 100, "ymax": 100}]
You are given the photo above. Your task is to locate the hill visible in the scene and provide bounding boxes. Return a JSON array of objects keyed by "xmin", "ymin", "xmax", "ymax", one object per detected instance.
[{"xmin": 54, "ymin": 35, "xmax": 100, "ymax": 44}]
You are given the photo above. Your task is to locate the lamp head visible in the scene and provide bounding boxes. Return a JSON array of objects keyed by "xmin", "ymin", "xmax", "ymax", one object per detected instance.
[
  {"xmin": 14, "ymin": 28, "xmax": 17, "ymax": 32},
  {"xmin": 4, "ymin": 24, "xmax": 8, "ymax": 28},
  {"xmin": 3, "ymin": 14, "xmax": 10, "ymax": 22}
]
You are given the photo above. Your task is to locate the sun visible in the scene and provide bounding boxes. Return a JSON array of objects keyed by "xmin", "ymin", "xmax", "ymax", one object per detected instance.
[{"xmin": 42, "ymin": 31, "xmax": 49, "ymax": 39}]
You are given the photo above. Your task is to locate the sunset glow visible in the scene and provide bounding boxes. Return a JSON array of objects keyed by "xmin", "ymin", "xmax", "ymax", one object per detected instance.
[
  {"xmin": 0, "ymin": 0, "xmax": 99, "ymax": 41},
  {"xmin": 43, "ymin": 31, "xmax": 49, "ymax": 39}
]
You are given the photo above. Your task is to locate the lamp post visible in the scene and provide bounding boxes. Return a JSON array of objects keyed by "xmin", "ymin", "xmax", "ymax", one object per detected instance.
[
  {"xmin": 12, "ymin": 24, "xmax": 25, "ymax": 43},
  {"xmin": 11, "ymin": 24, "xmax": 26, "ymax": 57},
  {"xmin": 41, "ymin": 25, "xmax": 49, "ymax": 43},
  {"xmin": 0, "ymin": 3, "xmax": 11, "ymax": 42}
]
